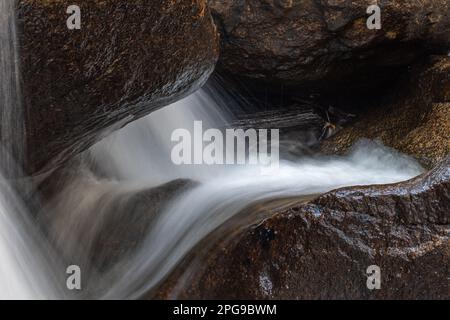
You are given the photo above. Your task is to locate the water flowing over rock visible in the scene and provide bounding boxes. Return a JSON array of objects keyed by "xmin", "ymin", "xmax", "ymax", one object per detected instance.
[
  {"xmin": 149, "ymin": 55, "xmax": 450, "ymax": 298},
  {"xmin": 0, "ymin": 0, "xmax": 64, "ymax": 299},
  {"xmin": 15, "ymin": 0, "xmax": 219, "ymax": 175},
  {"xmin": 1, "ymin": 0, "xmax": 447, "ymax": 301},
  {"xmin": 0, "ymin": 0, "xmax": 24, "ymax": 176},
  {"xmin": 34, "ymin": 155, "xmax": 197, "ymax": 297},
  {"xmin": 210, "ymin": 0, "xmax": 450, "ymax": 85},
  {"xmin": 157, "ymin": 156, "xmax": 449, "ymax": 299},
  {"xmin": 39, "ymin": 174, "xmax": 195, "ymax": 275}
]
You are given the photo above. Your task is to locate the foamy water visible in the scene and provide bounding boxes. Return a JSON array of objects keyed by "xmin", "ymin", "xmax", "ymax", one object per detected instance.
[
  {"xmin": 84, "ymin": 89, "xmax": 423, "ymax": 298},
  {"xmin": 0, "ymin": 1, "xmax": 424, "ymax": 299}
]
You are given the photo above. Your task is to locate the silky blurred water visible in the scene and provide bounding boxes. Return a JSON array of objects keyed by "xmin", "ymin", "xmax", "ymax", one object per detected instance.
[
  {"xmin": 85, "ymin": 89, "xmax": 423, "ymax": 298},
  {"xmin": 0, "ymin": 1, "xmax": 425, "ymax": 299},
  {"xmin": 0, "ymin": 0, "xmax": 60, "ymax": 299}
]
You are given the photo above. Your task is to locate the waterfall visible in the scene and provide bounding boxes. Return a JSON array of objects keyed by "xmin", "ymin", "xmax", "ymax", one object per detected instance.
[
  {"xmin": 0, "ymin": 0, "xmax": 24, "ymax": 173},
  {"xmin": 90, "ymin": 84, "xmax": 234, "ymax": 187},
  {"xmin": 0, "ymin": 0, "xmax": 60, "ymax": 299},
  {"xmin": 98, "ymin": 121, "xmax": 424, "ymax": 298},
  {"xmin": 0, "ymin": 1, "xmax": 425, "ymax": 299},
  {"xmin": 0, "ymin": 171, "xmax": 62, "ymax": 299},
  {"xmin": 45, "ymin": 86, "xmax": 423, "ymax": 299}
]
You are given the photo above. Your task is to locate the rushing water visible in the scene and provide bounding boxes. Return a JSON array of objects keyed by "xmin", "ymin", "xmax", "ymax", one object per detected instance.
[
  {"xmin": 2, "ymin": 84, "xmax": 425, "ymax": 299},
  {"xmin": 0, "ymin": 0, "xmax": 24, "ymax": 173},
  {"xmin": 88, "ymin": 90, "xmax": 423, "ymax": 299},
  {"xmin": 110, "ymin": 152, "xmax": 422, "ymax": 299},
  {"xmin": 0, "ymin": 0, "xmax": 61, "ymax": 299},
  {"xmin": 37, "ymin": 86, "xmax": 420, "ymax": 299},
  {"xmin": 0, "ymin": 170, "xmax": 63, "ymax": 299},
  {"xmin": 0, "ymin": 1, "xmax": 424, "ymax": 299}
]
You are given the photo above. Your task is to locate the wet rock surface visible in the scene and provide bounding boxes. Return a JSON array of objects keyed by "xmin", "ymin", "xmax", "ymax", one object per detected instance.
[
  {"xmin": 210, "ymin": 0, "xmax": 450, "ymax": 86},
  {"xmin": 88, "ymin": 179, "xmax": 196, "ymax": 274},
  {"xmin": 11, "ymin": 0, "xmax": 447, "ymax": 301},
  {"xmin": 147, "ymin": 45, "xmax": 450, "ymax": 301},
  {"xmin": 320, "ymin": 56, "xmax": 450, "ymax": 168},
  {"xmin": 37, "ymin": 168, "xmax": 196, "ymax": 278},
  {"xmin": 16, "ymin": 0, "xmax": 219, "ymax": 175},
  {"xmin": 157, "ymin": 157, "xmax": 449, "ymax": 299}
]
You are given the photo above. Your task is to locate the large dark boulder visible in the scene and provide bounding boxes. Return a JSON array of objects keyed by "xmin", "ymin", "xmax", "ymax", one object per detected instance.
[
  {"xmin": 15, "ymin": 0, "xmax": 219, "ymax": 174},
  {"xmin": 210, "ymin": 0, "xmax": 449, "ymax": 85},
  {"xmin": 156, "ymin": 156, "xmax": 450, "ymax": 299}
]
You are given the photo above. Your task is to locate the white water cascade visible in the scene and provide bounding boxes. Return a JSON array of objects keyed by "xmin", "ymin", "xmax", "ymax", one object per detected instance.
[
  {"xmin": 0, "ymin": 0, "xmax": 61, "ymax": 299},
  {"xmin": 85, "ymin": 88, "xmax": 423, "ymax": 299},
  {"xmin": 0, "ymin": 172, "xmax": 62, "ymax": 299},
  {"xmin": 0, "ymin": 1, "xmax": 425, "ymax": 300}
]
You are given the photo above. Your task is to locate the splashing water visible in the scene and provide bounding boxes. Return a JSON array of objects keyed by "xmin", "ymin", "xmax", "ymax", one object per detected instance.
[
  {"xmin": 0, "ymin": 171, "xmax": 63, "ymax": 299},
  {"xmin": 0, "ymin": 1, "xmax": 424, "ymax": 299},
  {"xmin": 0, "ymin": 0, "xmax": 61, "ymax": 299},
  {"xmin": 53, "ymin": 86, "xmax": 421, "ymax": 299},
  {"xmin": 90, "ymin": 86, "xmax": 234, "ymax": 187},
  {"xmin": 99, "ymin": 137, "xmax": 423, "ymax": 299}
]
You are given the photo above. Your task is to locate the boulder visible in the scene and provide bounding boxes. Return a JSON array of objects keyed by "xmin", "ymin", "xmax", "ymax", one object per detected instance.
[
  {"xmin": 210, "ymin": 0, "xmax": 449, "ymax": 85},
  {"xmin": 156, "ymin": 156, "xmax": 449, "ymax": 299},
  {"xmin": 15, "ymin": 0, "xmax": 219, "ymax": 174},
  {"xmin": 87, "ymin": 179, "xmax": 197, "ymax": 274},
  {"xmin": 36, "ymin": 164, "xmax": 196, "ymax": 283},
  {"xmin": 320, "ymin": 56, "xmax": 450, "ymax": 168}
]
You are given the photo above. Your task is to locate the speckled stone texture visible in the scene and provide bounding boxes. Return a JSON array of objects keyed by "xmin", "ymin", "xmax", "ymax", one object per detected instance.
[
  {"xmin": 156, "ymin": 156, "xmax": 449, "ymax": 299},
  {"xmin": 210, "ymin": 0, "xmax": 450, "ymax": 85},
  {"xmin": 320, "ymin": 56, "xmax": 450, "ymax": 168},
  {"xmin": 150, "ymin": 52, "xmax": 450, "ymax": 297},
  {"xmin": 15, "ymin": 0, "xmax": 219, "ymax": 174}
]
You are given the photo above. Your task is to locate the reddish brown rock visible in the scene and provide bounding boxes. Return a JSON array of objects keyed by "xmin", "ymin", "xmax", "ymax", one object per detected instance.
[
  {"xmin": 320, "ymin": 56, "xmax": 450, "ymax": 168},
  {"xmin": 210, "ymin": 0, "xmax": 450, "ymax": 85},
  {"xmin": 15, "ymin": 0, "xmax": 219, "ymax": 174},
  {"xmin": 155, "ymin": 157, "xmax": 449, "ymax": 299}
]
